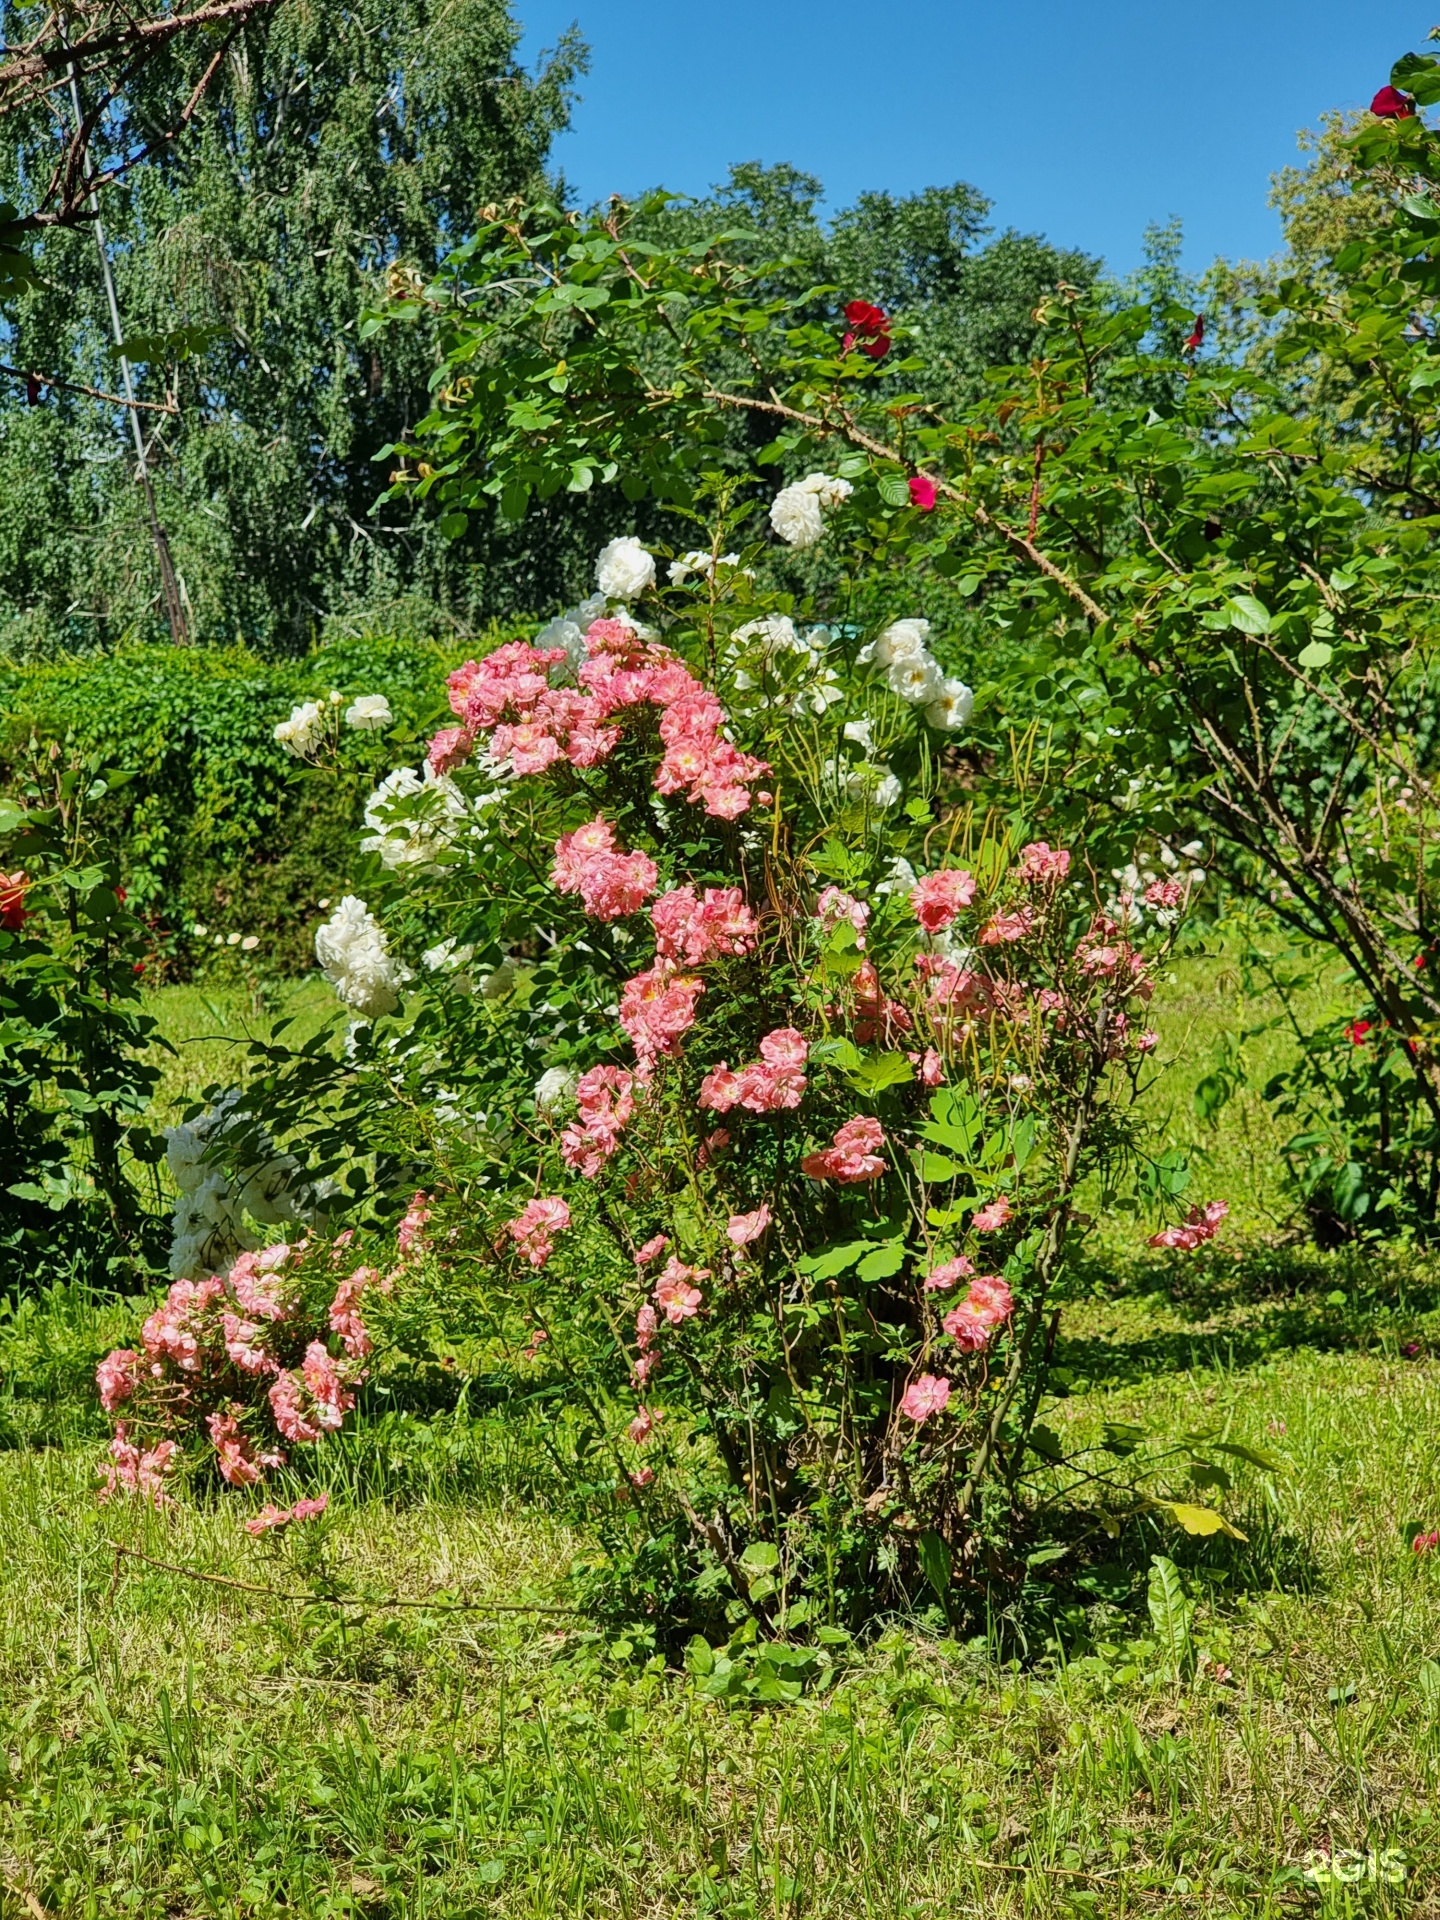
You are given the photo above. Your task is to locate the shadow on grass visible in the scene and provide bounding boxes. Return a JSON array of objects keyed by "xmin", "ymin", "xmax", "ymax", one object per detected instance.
[{"xmin": 1057, "ymin": 1241, "xmax": 1440, "ymax": 1391}]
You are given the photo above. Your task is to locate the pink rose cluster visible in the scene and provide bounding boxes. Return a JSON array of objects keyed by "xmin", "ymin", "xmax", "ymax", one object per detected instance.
[
  {"xmin": 651, "ymin": 884, "xmax": 758, "ymax": 965},
  {"xmin": 941, "ymin": 1273, "xmax": 1014, "ymax": 1352},
  {"xmin": 554, "ymin": 837, "xmax": 764, "ymax": 1076},
  {"xmin": 507, "ymin": 1194, "xmax": 572, "ymax": 1267},
  {"xmin": 909, "ymin": 867, "xmax": 976, "ymax": 934},
  {"xmin": 699, "ymin": 1027, "xmax": 808, "ymax": 1115},
  {"xmin": 802, "ymin": 1115, "xmax": 887, "ymax": 1184},
  {"xmin": 246, "ymin": 1493, "xmax": 329, "ymax": 1536},
  {"xmin": 560, "ymin": 1066, "xmax": 636, "ymax": 1177},
  {"xmin": 552, "ymin": 817, "xmax": 658, "ymax": 921},
  {"xmin": 626, "ymin": 1246, "xmax": 712, "ymax": 1396},
  {"xmin": 95, "ymin": 1242, "xmax": 382, "ymax": 1504},
  {"xmin": 98, "ymin": 1430, "xmax": 179, "ymax": 1508},
  {"xmin": 619, "ymin": 965, "xmax": 706, "ymax": 1074},
  {"xmin": 433, "ymin": 619, "xmax": 768, "ymax": 819},
  {"xmin": 1148, "ymin": 1199, "xmax": 1229, "ymax": 1251},
  {"xmin": 1075, "ymin": 913, "xmax": 1153, "ymax": 995},
  {"xmin": 816, "ymin": 886, "xmax": 869, "ymax": 946},
  {"xmin": 1017, "ymin": 841, "xmax": 1071, "ymax": 884}
]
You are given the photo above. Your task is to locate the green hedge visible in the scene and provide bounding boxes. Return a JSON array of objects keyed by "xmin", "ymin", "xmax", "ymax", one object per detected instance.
[{"xmin": 0, "ymin": 627, "xmax": 519, "ymax": 974}]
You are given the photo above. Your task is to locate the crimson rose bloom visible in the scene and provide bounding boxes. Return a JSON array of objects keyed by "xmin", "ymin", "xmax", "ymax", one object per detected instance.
[
  {"xmin": 0, "ymin": 870, "xmax": 29, "ymax": 931},
  {"xmin": 842, "ymin": 299, "xmax": 891, "ymax": 360},
  {"xmin": 1371, "ymin": 85, "xmax": 1414, "ymax": 118},
  {"xmin": 908, "ymin": 474, "xmax": 938, "ymax": 511}
]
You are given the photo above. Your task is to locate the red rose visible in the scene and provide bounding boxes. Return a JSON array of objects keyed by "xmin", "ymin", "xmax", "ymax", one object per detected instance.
[
  {"xmin": 842, "ymin": 298, "xmax": 891, "ymax": 361},
  {"xmin": 1371, "ymin": 85, "xmax": 1415, "ymax": 119},
  {"xmin": 1184, "ymin": 314, "xmax": 1204, "ymax": 354},
  {"xmin": 1345, "ymin": 1018, "xmax": 1373, "ymax": 1046},
  {"xmin": 908, "ymin": 475, "xmax": 938, "ymax": 512},
  {"xmin": 0, "ymin": 870, "xmax": 28, "ymax": 931}
]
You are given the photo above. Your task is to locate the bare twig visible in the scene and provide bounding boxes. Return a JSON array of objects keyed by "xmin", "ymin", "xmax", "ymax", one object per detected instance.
[{"xmin": 0, "ymin": 361, "xmax": 177, "ymax": 413}]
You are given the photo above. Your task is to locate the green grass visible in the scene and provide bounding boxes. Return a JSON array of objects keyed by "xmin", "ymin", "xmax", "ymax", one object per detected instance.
[
  {"xmin": 140, "ymin": 974, "xmax": 337, "ymax": 1125},
  {"xmin": 3, "ymin": 964, "xmax": 1436, "ymax": 1917}
]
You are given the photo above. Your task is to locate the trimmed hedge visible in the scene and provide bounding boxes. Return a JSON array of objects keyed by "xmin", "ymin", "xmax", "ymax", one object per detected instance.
[{"xmin": 0, "ymin": 628, "xmax": 520, "ymax": 974}]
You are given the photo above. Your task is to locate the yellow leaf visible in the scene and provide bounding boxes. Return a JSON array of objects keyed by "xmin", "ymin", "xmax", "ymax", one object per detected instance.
[{"xmin": 1166, "ymin": 1501, "xmax": 1247, "ymax": 1541}]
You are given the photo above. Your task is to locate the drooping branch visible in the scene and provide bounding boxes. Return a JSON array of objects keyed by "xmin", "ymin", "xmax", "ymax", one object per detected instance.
[{"xmin": 0, "ymin": 0, "xmax": 286, "ymax": 231}]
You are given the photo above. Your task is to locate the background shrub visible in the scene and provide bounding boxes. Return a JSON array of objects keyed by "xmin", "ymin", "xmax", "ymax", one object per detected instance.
[{"xmin": 0, "ymin": 625, "xmax": 526, "ymax": 973}]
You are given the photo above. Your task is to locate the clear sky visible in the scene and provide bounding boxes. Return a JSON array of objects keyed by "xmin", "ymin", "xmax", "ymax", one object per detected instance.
[{"xmin": 515, "ymin": 1, "xmax": 1429, "ymax": 274}]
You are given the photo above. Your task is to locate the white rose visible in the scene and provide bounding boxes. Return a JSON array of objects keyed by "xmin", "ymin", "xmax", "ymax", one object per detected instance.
[
  {"xmin": 799, "ymin": 472, "xmax": 853, "ymax": 509},
  {"xmin": 886, "ymin": 653, "xmax": 944, "ymax": 703},
  {"xmin": 843, "ymin": 718, "xmax": 874, "ymax": 750},
  {"xmin": 344, "ymin": 694, "xmax": 392, "ymax": 732},
  {"xmin": 798, "ymin": 672, "xmax": 844, "ymax": 715},
  {"xmin": 924, "ymin": 677, "xmax": 974, "ymax": 731},
  {"xmin": 872, "ymin": 619, "xmax": 932, "ymax": 668},
  {"xmin": 315, "ymin": 895, "xmax": 406, "ymax": 1020},
  {"xmin": 274, "ymin": 701, "xmax": 325, "ymax": 758},
  {"xmin": 769, "ymin": 485, "xmax": 825, "ymax": 549},
  {"xmin": 360, "ymin": 763, "xmax": 470, "ymax": 872},
  {"xmin": 667, "ymin": 549, "xmax": 740, "ymax": 584},
  {"xmin": 164, "ymin": 1121, "xmax": 209, "ymax": 1193},
  {"xmin": 734, "ymin": 613, "xmax": 801, "ymax": 658},
  {"xmin": 478, "ymin": 958, "xmax": 518, "ymax": 1001},
  {"xmin": 876, "ymin": 856, "xmax": 917, "ymax": 897},
  {"xmin": 595, "ymin": 536, "xmax": 656, "ymax": 600},
  {"xmin": 534, "ymin": 1066, "xmax": 579, "ymax": 1113},
  {"xmin": 873, "ymin": 773, "xmax": 903, "ymax": 808}
]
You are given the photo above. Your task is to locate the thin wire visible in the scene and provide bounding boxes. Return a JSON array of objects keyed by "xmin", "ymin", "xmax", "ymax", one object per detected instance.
[{"xmin": 106, "ymin": 1539, "xmax": 583, "ymax": 1616}]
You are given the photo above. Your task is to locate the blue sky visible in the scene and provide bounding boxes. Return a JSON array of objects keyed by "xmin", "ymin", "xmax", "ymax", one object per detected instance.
[{"xmin": 515, "ymin": 1, "xmax": 1428, "ymax": 274}]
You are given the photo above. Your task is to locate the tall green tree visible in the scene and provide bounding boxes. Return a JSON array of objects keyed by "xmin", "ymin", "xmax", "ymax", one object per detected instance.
[{"xmin": 0, "ymin": 0, "xmax": 583, "ymax": 654}]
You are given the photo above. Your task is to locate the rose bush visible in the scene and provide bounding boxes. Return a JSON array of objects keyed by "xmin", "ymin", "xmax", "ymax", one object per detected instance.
[
  {"xmin": 92, "ymin": 1197, "xmax": 432, "ymax": 1520},
  {"xmin": 299, "ymin": 511, "xmax": 1222, "ymax": 1625}
]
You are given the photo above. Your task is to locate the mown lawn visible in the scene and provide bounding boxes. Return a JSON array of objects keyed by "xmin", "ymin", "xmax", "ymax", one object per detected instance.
[{"xmin": 3, "ymin": 950, "xmax": 1434, "ymax": 1919}]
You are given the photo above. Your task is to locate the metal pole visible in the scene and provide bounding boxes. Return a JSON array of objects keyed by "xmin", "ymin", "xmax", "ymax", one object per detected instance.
[{"xmin": 66, "ymin": 65, "xmax": 190, "ymax": 645}]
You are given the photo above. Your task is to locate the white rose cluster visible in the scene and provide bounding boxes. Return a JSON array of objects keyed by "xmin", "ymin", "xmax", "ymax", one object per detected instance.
[
  {"xmin": 534, "ymin": 1066, "xmax": 579, "ymax": 1113},
  {"xmin": 315, "ymin": 895, "xmax": 408, "ymax": 1020},
  {"xmin": 865, "ymin": 618, "xmax": 973, "ymax": 731},
  {"xmin": 1110, "ymin": 841, "xmax": 1207, "ymax": 929},
  {"xmin": 768, "ymin": 472, "xmax": 853, "ymax": 550},
  {"xmin": 274, "ymin": 701, "xmax": 325, "ymax": 758},
  {"xmin": 277, "ymin": 690, "xmax": 392, "ymax": 756},
  {"xmin": 667, "ymin": 549, "xmax": 744, "ymax": 585},
  {"xmin": 165, "ymin": 1092, "xmax": 319, "ymax": 1279},
  {"xmin": 344, "ymin": 693, "xmax": 392, "ymax": 732},
  {"xmin": 595, "ymin": 535, "xmax": 656, "ymax": 600},
  {"xmin": 729, "ymin": 614, "xmax": 843, "ymax": 717},
  {"xmin": 360, "ymin": 761, "xmax": 487, "ymax": 873}
]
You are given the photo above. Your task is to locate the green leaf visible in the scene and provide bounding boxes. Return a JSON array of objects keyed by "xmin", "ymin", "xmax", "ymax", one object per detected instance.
[
  {"xmin": 1025, "ymin": 1544, "xmax": 1068, "ymax": 1570},
  {"xmin": 1419, "ymin": 1659, "xmax": 1440, "ymax": 1704},
  {"xmin": 877, "ymin": 472, "xmax": 910, "ymax": 507},
  {"xmin": 685, "ymin": 1634, "xmax": 715, "ymax": 1676},
  {"xmin": 436, "ymin": 512, "xmax": 468, "ymax": 539},
  {"xmin": 1187, "ymin": 1460, "xmax": 1232, "ymax": 1494},
  {"xmin": 1027, "ymin": 1424, "xmax": 1064, "ymax": 1463},
  {"xmin": 916, "ymin": 1152, "xmax": 962, "ymax": 1183},
  {"xmin": 1298, "ymin": 638, "xmax": 1333, "ymax": 670},
  {"xmin": 856, "ymin": 1240, "xmax": 906, "ymax": 1282},
  {"xmin": 1227, "ymin": 594, "xmax": 1272, "ymax": 636},
  {"xmin": 796, "ymin": 1240, "xmax": 877, "ymax": 1281},
  {"xmin": 844, "ymin": 1050, "xmax": 913, "ymax": 1093},
  {"xmin": 1208, "ymin": 1440, "xmax": 1286, "ymax": 1474},
  {"xmin": 1147, "ymin": 1555, "xmax": 1194, "ymax": 1675},
  {"xmin": 1165, "ymin": 1501, "xmax": 1246, "ymax": 1541},
  {"xmin": 917, "ymin": 1529, "xmax": 952, "ymax": 1600},
  {"xmin": 738, "ymin": 1541, "xmax": 779, "ymax": 1577}
]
